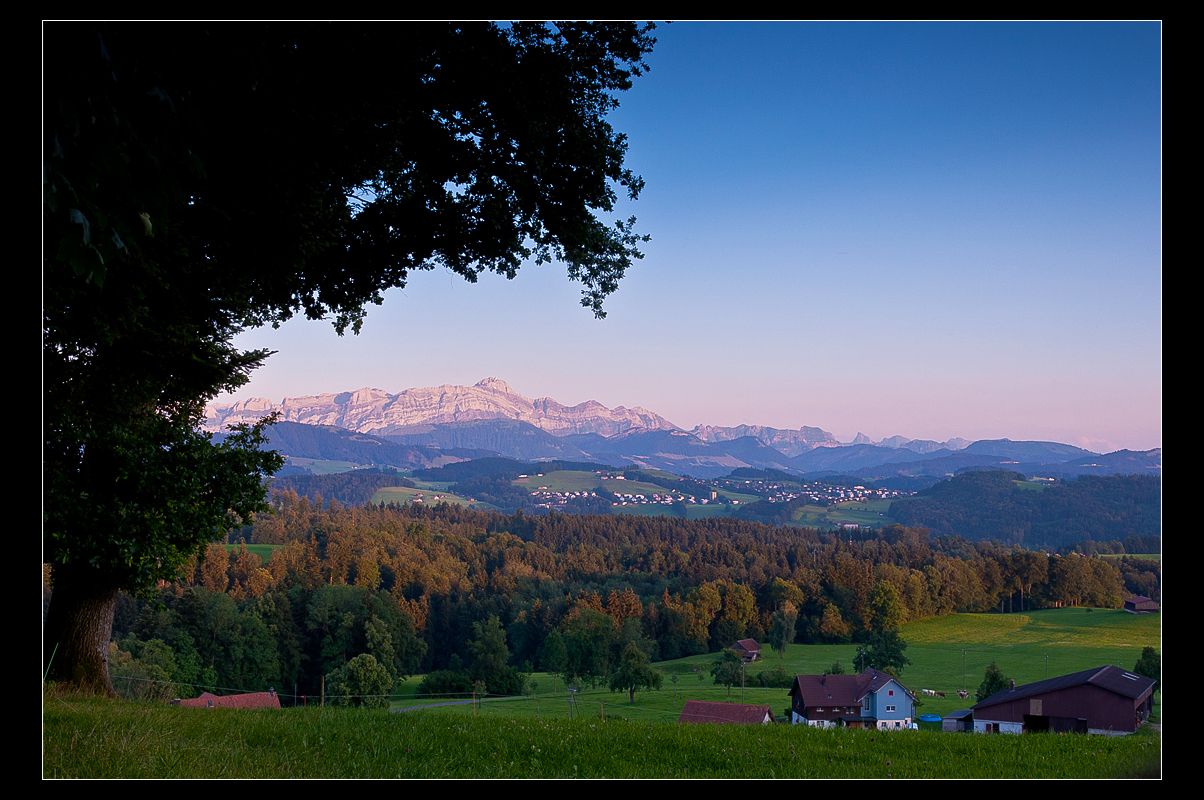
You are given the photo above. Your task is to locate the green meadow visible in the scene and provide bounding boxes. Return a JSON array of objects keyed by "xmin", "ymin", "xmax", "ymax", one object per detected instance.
[
  {"xmin": 42, "ymin": 608, "xmax": 1160, "ymax": 778},
  {"xmin": 283, "ymin": 457, "xmax": 363, "ymax": 475},
  {"xmin": 396, "ymin": 608, "xmax": 1160, "ymax": 726},
  {"xmin": 43, "ymin": 692, "xmax": 1159, "ymax": 778},
  {"xmin": 513, "ymin": 470, "xmax": 605, "ymax": 493},
  {"xmin": 792, "ymin": 498, "xmax": 896, "ymax": 527},
  {"xmin": 1100, "ymin": 553, "xmax": 1161, "ymax": 563},
  {"xmin": 1013, "ymin": 480, "xmax": 1049, "ymax": 492},
  {"xmin": 370, "ymin": 485, "xmax": 492, "ymax": 510}
]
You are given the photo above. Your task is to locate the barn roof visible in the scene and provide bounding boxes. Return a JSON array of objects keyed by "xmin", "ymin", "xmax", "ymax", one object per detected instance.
[
  {"xmin": 175, "ymin": 690, "xmax": 282, "ymax": 709},
  {"xmin": 678, "ymin": 700, "xmax": 774, "ymax": 725},
  {"xmin": 973, "ymin": 665, "xmax": 1155, "ymax": 709}
]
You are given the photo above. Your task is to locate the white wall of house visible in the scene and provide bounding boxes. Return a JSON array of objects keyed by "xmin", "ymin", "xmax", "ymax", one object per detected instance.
[{"xmin": 791, "ymin": 711, "xmax": 836, "ymax": 728}]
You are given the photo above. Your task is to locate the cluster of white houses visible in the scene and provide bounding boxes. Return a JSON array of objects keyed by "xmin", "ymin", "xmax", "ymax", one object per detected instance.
[{"xmin": 677, "ymin": 643, "xmax": 1157, "ymax": 737}]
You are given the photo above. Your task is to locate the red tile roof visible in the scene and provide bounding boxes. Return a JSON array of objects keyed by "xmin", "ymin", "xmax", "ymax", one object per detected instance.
[
  {"xmin": 678, "ymin": 700, "xmax": 774, "ymax": 725},
  {"xmin": 790, "ymin": 674, "xmax": 864, "ymax": 707},
  {"xmin": 175, "ymin": 690, "xmax": 282, "ymax": 709}
]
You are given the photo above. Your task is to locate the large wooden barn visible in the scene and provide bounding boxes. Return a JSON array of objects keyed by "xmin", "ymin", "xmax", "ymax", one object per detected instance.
[{"xmin": 971, "ymin": 665, "xmax": 1155, "ymax": 736}]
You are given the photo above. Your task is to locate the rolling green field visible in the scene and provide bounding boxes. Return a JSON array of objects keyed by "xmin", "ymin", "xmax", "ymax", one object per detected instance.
[
  {"xmin": 1100, "ymin": 553, "xmax": 1161, "ymax": 563},
  {"xmin": 43, "ymin": 608, "xmax": 1161, "ymax": 778},
  {"xmin": 283, "ymin": 457, "xmax": 364, "ymax": 475},
  {"xmin": 1013, "ymin": 480, "xmax": 1049, "ymax": 492},
  {"xmin": 792, "ymin": 498, "xmax": 895, "ymax": 527},
  {"xmin": 370, "ymin": 485, "xmax": 493, "ymax": 510},
  {"xmin": 513, "ymin": 470, "xmax": 605, "ymax": 493},
  {"xmin": 395, "ymin": 609, "xmax": 1160, "ymax": 726}
]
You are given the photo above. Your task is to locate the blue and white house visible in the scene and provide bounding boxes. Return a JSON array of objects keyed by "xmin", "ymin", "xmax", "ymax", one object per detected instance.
[
  {"xmin": 788, "ymin": 668, "xmax": 918, "ymax": 729},
  {"xmin": 858, "ymin": 668, "xmax": 917, "ymax": 730}
]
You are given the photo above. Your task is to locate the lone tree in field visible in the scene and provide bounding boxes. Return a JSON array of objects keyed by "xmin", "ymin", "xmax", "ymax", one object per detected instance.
[
  {"xmin": 977, "ymin": 661, "xmax": 1010, "ymax": 700},
  {"xmin": 1133, "ymin": 647, "xmax": 1160, "ymax": 693},
  {"xmin": 853, "ymin": 629, "xmax": 912, "ymax": 677},
  {"xmin": 711, "ymin": 649, "xmax": 744, "ymax": 698},
  {"xmin": 767, "ymin": 601, "xmax": 798, "ymax": 659},
  {"xmin": 328, "ymin": 653, "xmax": 394, "ymax": 710},
  {"xmin": 44, "ymin": 21, "xmax": 656, "ymax": 693},
  {"xmin": 608, "ymin": 642, "xmax": 663, "ymax": 704}
]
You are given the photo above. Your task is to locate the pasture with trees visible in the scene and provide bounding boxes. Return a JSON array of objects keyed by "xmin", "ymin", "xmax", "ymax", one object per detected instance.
[{"xmin": 46, "ymin": 602, "xmax": 1162, "ymax": 777}]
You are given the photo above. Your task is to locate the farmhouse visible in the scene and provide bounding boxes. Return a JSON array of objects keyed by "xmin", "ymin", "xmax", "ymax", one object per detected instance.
[
  {"xmin": 970, "ymin": 665, "xmax": 1155, "ymax": 735},
  {"xmin": 730, "ymin": 639, "xmax": 762, "ymax": 662},
  {"xmin": 174, "ymin": 689, "xmax": 282, "ymax": 709},
  {"xmin": 788, "ymin": 668, "xmax": 916, "ymax": 730},
  {"xmin": 678, "ymin": 699, "xmax": 775, "ymax": 725}
]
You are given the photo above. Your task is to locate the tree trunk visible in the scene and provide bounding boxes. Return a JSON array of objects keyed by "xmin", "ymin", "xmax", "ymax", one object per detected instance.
[{"xmin": 43, "ymin": 567, "xmax": 120, "ymax": 695}]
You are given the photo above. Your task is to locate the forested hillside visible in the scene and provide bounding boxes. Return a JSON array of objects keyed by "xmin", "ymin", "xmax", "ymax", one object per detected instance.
[
  {"xmin": 888, "ymin": 471, "xmax": 1161, "ymax": 548},
  {"xmin": 85, "ymin": 494, "xmax": 1158, "ymax": 702}
]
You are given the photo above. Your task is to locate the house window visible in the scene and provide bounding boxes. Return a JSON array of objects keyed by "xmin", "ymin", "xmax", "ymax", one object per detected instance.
[
  {"xmin": 888, "ymin": 690, "xmax": 894, "ymax": 696},
  {"xmin": 886, "ymin": 705, "xmax": 895, "ymax": 712}
]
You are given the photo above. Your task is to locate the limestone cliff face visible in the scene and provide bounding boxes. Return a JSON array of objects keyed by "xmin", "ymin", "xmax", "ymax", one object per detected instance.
[{"xmin": 205, "ymin": 378, "xmax": 678, "ymax": 437}]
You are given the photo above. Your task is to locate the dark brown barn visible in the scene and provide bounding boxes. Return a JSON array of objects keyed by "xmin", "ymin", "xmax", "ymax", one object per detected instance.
[
  {"xmin": 730, "ymin": 639, "xmax": 762, "ymax": 662},
  {"xmin": 1124, "ymin": 596, "xmax": 1160, "ymax": 614},
  {"xmin": 971, "ymin": 665, "xmax": 1155, "ymax": 735},
  {"xmin": 678, "ymin": 699, "xmax": 775, "ymax": 725}
]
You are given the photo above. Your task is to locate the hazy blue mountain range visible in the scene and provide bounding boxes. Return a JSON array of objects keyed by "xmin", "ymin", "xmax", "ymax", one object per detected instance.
[
  {"xmin": 383, "ymin": 419, "xmax": 599, "ymax": 463},
  {"xmin": 207, "ymin": 378, "xmax": 1158, "ymax": 481}
]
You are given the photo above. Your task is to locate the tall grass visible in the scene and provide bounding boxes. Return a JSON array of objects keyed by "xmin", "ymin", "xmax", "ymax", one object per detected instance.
[{"xmin": 43, "ymin": 694, "xmax": 1159, "ymax": 778}]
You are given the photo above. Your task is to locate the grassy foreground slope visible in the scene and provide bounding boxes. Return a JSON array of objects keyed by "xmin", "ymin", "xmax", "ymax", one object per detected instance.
[{"xmin": 43, "ymin": 695, "xmax": 1159, "ymax": 778}]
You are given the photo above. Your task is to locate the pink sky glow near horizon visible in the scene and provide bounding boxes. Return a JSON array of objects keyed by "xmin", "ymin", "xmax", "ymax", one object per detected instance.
[{"xmin": 217, "ymin": 24, "xmax": 1161, "ymax": 455}]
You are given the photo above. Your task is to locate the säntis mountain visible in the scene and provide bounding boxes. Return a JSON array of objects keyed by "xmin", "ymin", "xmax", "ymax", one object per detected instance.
[{"xmin": 205, "ymin": 377, "xmax": 676, "ymax": 438}]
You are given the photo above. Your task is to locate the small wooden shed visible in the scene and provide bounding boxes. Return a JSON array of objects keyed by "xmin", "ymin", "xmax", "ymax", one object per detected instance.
[
  {"xmin": 1124, "ymin": 596, "xmax": 1160, "ymax": 614},
  {"xmin": 942, "ymin": 709, "xmax": 974, "ymax": 732}
]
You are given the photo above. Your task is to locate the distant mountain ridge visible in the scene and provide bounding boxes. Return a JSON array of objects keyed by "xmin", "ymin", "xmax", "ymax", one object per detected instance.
[
  {"xmin": 689, "ymin": 424, "xmax": 840, "ymax": 457},
  {"xmin": 206, "ymin": 377, "xmax": 677, "ymax": 438},
  {"xmin": 208, "ymin": 377, "xmax": 1156, "ymax": 480}
]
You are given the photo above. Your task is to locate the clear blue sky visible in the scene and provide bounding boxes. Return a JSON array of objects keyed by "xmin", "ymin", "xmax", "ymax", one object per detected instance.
[{"xmin": 220, "ymin": 22, "xmax": 1162, "ymax": 453}]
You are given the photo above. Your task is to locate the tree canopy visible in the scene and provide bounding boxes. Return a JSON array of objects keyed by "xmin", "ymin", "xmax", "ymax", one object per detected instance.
[
  {"xmin": 853, "ymin": 629, "xmax": 911, "ymax": 677},
  {"xmin": 1133, "ymin": 646, "xmax": 1160, "ymax": 693},
  {"xmin": 43, "ymin": 21, "xmax": 656, "ymax": 692},
  {"xmin": 608, "ymin": 642, "xmax": 663, "ymax": 704},
  {"xmin": 977, "ymin": 660, "xmax": 1010, "ymax": 701},
  {"xmin": 710, "ymin": 649, "xmax": 744, "ymax": 697}
]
